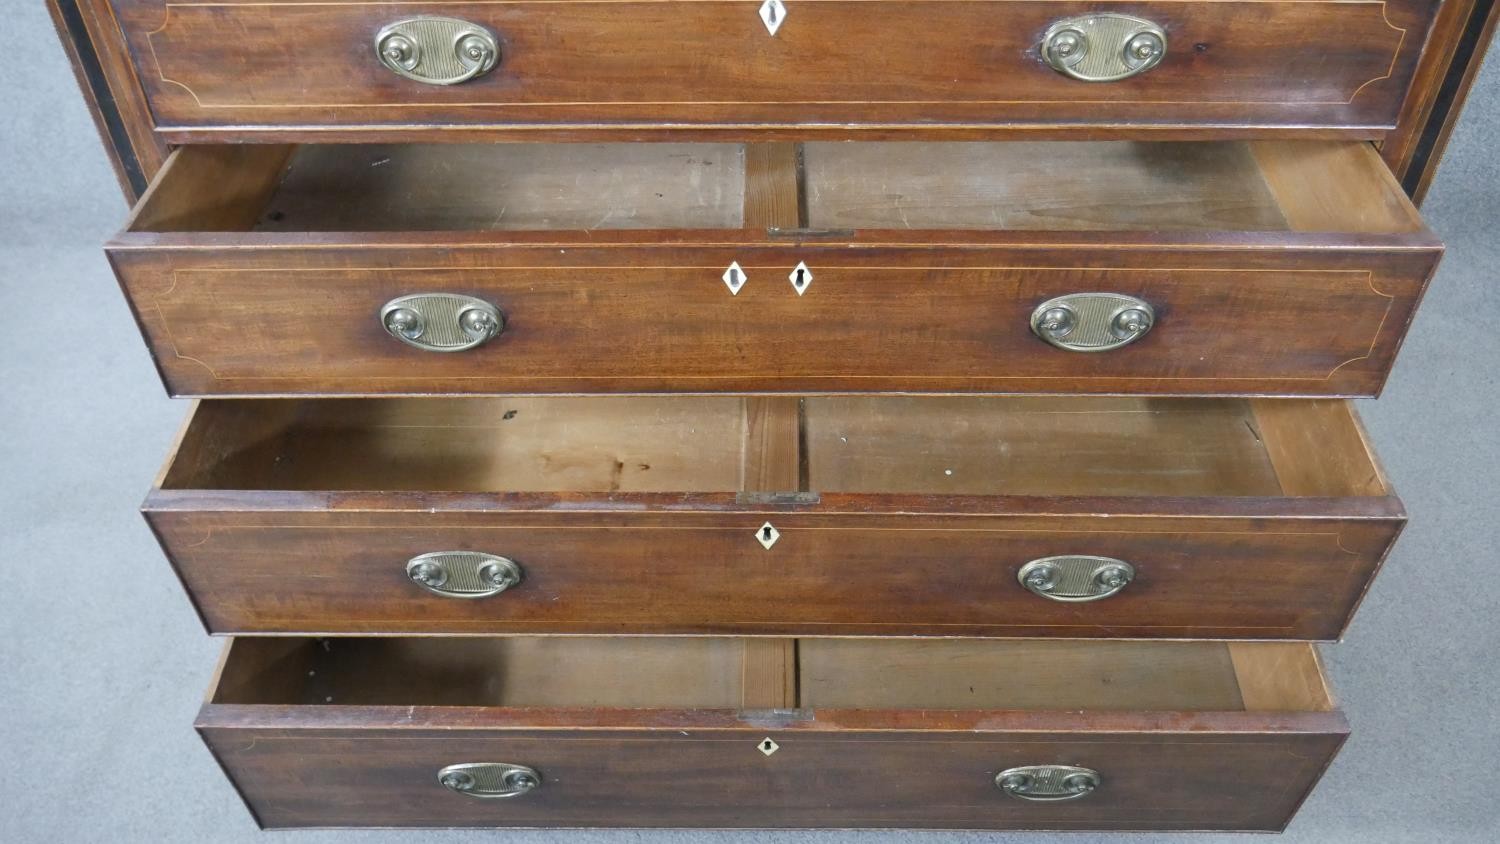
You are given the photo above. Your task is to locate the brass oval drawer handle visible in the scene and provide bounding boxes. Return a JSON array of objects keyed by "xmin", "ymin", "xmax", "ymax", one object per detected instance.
[
  {"xmin": 1018, "ymin": 556, "xmax": 1134, "ymax": 602},
  {"xmin": 381, "ymin": 294, "xmax": 505, "ymax": 352},
  {"xmin": 406, "ymin": 552, "xmax": 523, "ymax": 598},
  {"xmin": 1042, "ymin": 14, "xmax": 1166, "ymax": 82},
  {"xmin": 996, "ymin": 765, "xmax": 1101, "ymax": 801},
  {"xmin": 438, "ymin": 763, "xmax": 541, "ymax": 798},
  {"xmin": 376, "ymin": 17, "xmax": 501, "ymax": 86},
  {"xmin": 1030, "ymin": 293, "xmax": 1154, "ymax": 352}
]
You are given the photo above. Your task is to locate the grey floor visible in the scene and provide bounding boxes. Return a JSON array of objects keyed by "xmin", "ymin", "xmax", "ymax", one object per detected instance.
[{"xmin": 2, "ymin": 4, "xmax": 1497, "ymax": 841}]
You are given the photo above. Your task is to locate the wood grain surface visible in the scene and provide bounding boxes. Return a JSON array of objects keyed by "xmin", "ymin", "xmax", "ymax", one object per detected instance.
[
  {"xmin": 109, "ymin": 140, "xmax": 1441, "ymax": 398},
  {"xmin": 46, "ymin": 0, "xmax": 169, "ymax": 200},
  {"xmin": 196, "ymin": 637, "xmax": 1347, "ymax": 830},
  {"xmin": 1381, "ymin": 0, "xmax": 1499, "ymax": 202},
  {"xmin": 114, "ymin": 0, "xmax": 1433, "ymax": 141},
  {"xmin": 144, "ymin": 396, "xmax": 1403, "ymax": 640}
]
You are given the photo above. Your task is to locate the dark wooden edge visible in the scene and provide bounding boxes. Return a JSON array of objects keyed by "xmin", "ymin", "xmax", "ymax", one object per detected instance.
[
  {"xmin": 195, "ymin": 703, "xmax": 1350, "ymax": 735},
  {"xmin": 1330, "ymin": 505, "xmax": 1409, "ymax": 645},
  {"xmin": 1274, "ymin": 729, "xmax": 1352, "ymax": 832},
  {"xmin": 46, "ymin": 0, "xmax": 168, "ymax": 203},
  {"xmin": 142, "ymin": 488, "xmax": 1407, "ymax": 522},
  {"xmin": 192, "ymin": 641, "xmax": 270, "ymax": 829},
  {"xmin": 143, "ymin": 511, "xmax": 215, "ymax": 635},
  {"xmin": 1323, "ymin": 403, "xmax": 1410, "ymax": 641},
  {"xmin": 1406, "ymin": 0, "xmax": 1499, "ymax": 202},
  {"xmin": 1369, "ymin": 246, "xmax": 1446, "ymax": 398},
  {"xmin": 106, "ymin": 227, "xmax": 1446, "ymax": 252},
  {"xmin": 1386, "ymin": 0, "xmax": 1499, "ymax": 202},
  {"xmin": 46, "ymin": 0, "xmax": 142, "ymax": 199},
  {"xmin": 194, "ymin": 726, "xmax": 268, "ymax": 830},
  {"xmin": 155, "ymin": 125, "xmax": 1394, "ymax": 146},
  {"xmin": 138, "ymin": 401, "xmax": 224, "ymax": 636},
  {"xmin": 1382, "ymin": 0, "xmax": 1478, "ymax": 188},
  {"xmin": 103, "ymin": 249, "xmax": 180, "ymax": 393}
]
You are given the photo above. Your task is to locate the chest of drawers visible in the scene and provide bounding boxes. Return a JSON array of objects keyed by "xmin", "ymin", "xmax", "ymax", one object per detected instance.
[{"xmin": 52, "ymin": 0, "xmax": 1497, "ymax": 832}]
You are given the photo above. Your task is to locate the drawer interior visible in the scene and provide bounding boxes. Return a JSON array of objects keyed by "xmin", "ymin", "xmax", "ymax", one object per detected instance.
[
  {"xmin": 802, "ymin": 141, "xmax": 1423, "ymax": 233},
  {"xmin": 125, "ymin": 141, "xmax": 1424, "ymax": 235},
  {"xmin": 210, "ymin": 637, "xmax": 1334, "ymax": 714},
  {"xmin": 160, "ymin": 396, "xmax": 1389, "ymax": 499}
]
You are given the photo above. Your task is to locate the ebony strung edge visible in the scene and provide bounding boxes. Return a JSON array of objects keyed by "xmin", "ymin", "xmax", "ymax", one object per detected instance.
[
  {"xmin": 1401, "ymin": 0, "xmax": 1499, "ymax": 202},
  {"xmin": 47, "ymin": 0, "xmax": 171, "ymax": 203},
  {"xmin": 47, "ymin": 0, "xmax": 146, "ymax": 198}
]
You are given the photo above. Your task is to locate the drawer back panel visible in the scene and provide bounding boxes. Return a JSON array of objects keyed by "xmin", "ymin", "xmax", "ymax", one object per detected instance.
[{"xmin": 211, "ymin": 637, "xmax": 1336, "ymax": 713}]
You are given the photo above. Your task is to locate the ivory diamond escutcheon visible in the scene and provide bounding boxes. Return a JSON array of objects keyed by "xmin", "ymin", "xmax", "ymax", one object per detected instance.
[{"xmin": 760, "ymin": 0, "xmax": 787, "ymax": 36}]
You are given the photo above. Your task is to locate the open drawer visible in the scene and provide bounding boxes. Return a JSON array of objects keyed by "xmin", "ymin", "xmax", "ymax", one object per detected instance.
[
  {"xmin": 146, "ymin": 395, "xmax": 1403, "ymax": 639},
  {"xmin": 109, "ymin": 140, "xmax": 1441, "ymax": 398},
  {"xmin": 199, "ymin": 636, "xmax": 1347, "ymax": 830}
]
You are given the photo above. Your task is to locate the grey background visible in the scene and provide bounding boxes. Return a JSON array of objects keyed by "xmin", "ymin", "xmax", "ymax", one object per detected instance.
[{"xmin": 1, "ymin": 3, "xmax": 1495, "ymax": 840}]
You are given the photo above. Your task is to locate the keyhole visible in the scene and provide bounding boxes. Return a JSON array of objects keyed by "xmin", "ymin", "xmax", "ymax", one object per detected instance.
[
  {"xmin": 768, "ymin": 5, "xmax": 777, "ymax": 23},
  {"xmin": 756, "ymin": 522, "xmax": 779, "ymax": 549},
  {"xmin": 762, "ymin": 740, "xmax": 773, "ymax": 750},
  {"xmin": 730, "ymin": 268, "xmax": 740, "ymax": 285},
  {"xmin": 795, "ymin": 268, "xmax": 805, "ymax": 288}
]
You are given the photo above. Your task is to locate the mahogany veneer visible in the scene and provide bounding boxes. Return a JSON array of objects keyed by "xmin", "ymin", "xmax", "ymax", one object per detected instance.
[
  {"xmin": 146, "ymin": 395, "xmax": 1401, "ymax": 640},
  {"xmin": 110, "ymin": 140, "xmax": 1440, "ymax": 398},
  {"xmin": 199, "ymin": 636, "xmax": 1347, "ymax": 831},
  {"xmin": 113, "ymin": 0, "xmax": 1436, "ymax": 141}
]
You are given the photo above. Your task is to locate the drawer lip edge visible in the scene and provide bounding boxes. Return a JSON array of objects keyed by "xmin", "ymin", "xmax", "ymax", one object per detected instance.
[
  {"xmin": 199, "ymin": 630, "xmax": 1352, "ymax": 642},
  {"xmin": 141, "ymin": 488, "xmax": 1407, "ymax": 521},
  {"xmin": 103, "ymin": 227, "xmax": 1445, "ymax": 253},
  {"xmin": 194, "ymin": 702, "xmax": 1350, "ymax": 737},
  {"xmin": 152, "ymin": 125, "xmax": 1401, "ymax": 146}
]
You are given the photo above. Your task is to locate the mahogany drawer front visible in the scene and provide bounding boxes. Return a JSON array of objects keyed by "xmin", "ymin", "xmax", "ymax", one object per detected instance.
[
  {"xmin": 116, "ymin": 0, "xmax": 1433, "ymax": 139},
  {"xmin": 147, "ymin": 395, "xmax": 1403, "ymax": 639},
  {"xmin": 110, "ymin": 140, "xmax": 1441, "ymax": 398},
  {"xmin": 199, "ymin": 637, "xmax": 1347, "ymax": 830}
]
